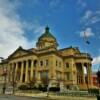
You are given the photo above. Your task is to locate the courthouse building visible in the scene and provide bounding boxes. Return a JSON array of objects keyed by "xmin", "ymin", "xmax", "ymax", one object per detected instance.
[{"xmin": 0, "ymin": 27, "xmax": 93, "ymax": 90}]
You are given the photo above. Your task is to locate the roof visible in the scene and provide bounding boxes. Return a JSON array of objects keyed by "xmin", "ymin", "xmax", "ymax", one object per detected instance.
[
  {"xmin": 59, "ymin": 46, "xmax": 80, "ymax": 52},
  {"xmin": 38, "ymin": 26, "xmax": 56, "ymax": 41},
  {"xmin": 8, "ymin": 46, "xmax": 36, "ymax": 59}
]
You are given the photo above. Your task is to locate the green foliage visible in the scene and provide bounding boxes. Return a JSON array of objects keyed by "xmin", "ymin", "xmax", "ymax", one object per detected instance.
[
  {"xmin": 18, "ymin": 84, "xmax": 29, "ymax": 90},
  {"xmin": 49, "ymin": 87, "xmax": 60, "ymax": 92},
  {"xmin": 88, "ymin": 89, "xmax": 99, "ymax": 95},
  {"xmin": 18, "ymin": 84, "xmax": 39, "ymax": 90},
  {"xmin": 38, "ymin": 85, "xmax": 47, "ymax": 92},
  {"xmin": 18, "ymin": 84, "xmax": 60, "ymax": 92}
]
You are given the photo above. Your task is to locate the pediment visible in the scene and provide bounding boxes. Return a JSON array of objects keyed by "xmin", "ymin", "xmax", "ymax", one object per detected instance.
[
  {"xmin": 11, "ymin": 50, "xmax": 28, "ymax": 58},
  {"xmin": 8, "ymin": 46, "xmax": 30, "ymax": 59}
]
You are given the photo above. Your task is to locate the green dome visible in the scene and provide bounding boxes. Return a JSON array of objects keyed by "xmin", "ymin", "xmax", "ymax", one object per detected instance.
[{"xmin": 38, "ymin": 26, "xmax": 56, "ymax": 41}]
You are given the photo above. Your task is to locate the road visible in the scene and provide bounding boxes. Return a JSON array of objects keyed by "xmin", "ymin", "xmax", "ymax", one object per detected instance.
[
  {"xmin": 0, "ymin": 94, "xmax": 97, "ymax": 100},
  {"xmin": 0, "ymin": 95, "xmax": 55, "ymax": 100}
]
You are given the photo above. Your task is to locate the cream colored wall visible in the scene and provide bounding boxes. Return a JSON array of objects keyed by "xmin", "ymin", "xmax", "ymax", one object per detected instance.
[
  {"xmin": 64, "ymin": 58, "xmax": 77, "ymax": 85},
  {"xmin": 38, "ymin": 54, "xmax": 53, "ymax": 79},
  {"xmin": 9, "ymin": 55, "xmax": 38, "ymax": 63},
  {"xmin": 0, "ymin": 65, "xmax": 3, "ymax": 83},
  {"xmin": 50, "ymin": 54, "xmax": 63, "ymax": 81},
  {"xmin": 38, "ymin": 54, "xmax": 63, "ymax": 80},
  {"xmin": 60, "ymin": 48, "xmax": 75, "ymax": 56}
]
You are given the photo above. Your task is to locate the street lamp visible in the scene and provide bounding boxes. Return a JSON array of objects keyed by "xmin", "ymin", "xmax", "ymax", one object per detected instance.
[{"xmin": 0, "ymin": 57, "xmax": 7, "ymax": 94}]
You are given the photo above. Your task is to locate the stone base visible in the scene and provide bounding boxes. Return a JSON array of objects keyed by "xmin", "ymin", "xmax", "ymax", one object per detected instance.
[{"xmin": 49, "ymin": 79, "xmax": 58, "ymax": 88}]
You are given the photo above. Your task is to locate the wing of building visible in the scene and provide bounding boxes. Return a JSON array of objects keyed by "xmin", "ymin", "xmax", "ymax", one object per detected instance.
[{"xmin": 0, "ymin": 26, "xmax": 93, "ymax": 91}]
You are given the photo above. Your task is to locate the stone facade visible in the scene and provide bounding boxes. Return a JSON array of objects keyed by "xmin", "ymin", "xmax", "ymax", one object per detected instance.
[{"xmin": 0, "ymin": 27, "xmax": 93, "ymax": 90}]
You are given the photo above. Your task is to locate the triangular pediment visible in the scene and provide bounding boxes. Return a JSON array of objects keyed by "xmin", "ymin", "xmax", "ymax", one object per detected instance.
[{"xmin": 8, "ymin": 46, "xmax": 31, "ymax": 59}]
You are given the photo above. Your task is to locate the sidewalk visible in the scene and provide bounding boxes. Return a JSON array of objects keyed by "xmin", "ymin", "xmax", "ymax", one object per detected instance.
[{"xmin": 14, "ymin": 92, "xmax": 97, "ymax": 100}]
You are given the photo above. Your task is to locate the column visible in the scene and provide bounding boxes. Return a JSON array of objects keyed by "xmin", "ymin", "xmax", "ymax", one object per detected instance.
[
  {"xmin": 87, "ymin": 64, "xmax": 92, "ymax": 86},
  {"xmin": 71, "ymin": 59, "xmax": 74, "ymax": 83},
  {"xmin": 31, "ymin": 60, "xmax": 33, "ymax": 81},
  {"xmin": 15, "ymin": 62, "xmax": 18, "ymax": 82},
  {"xmin": 90, "ymin": 64, "xmax": 93, "ymax": 86},
  {"xmin": 12, "ymin": 63, "xmax": 15, "ymax": 85},
  {"xmin": 13, "ymin": 63, "xmax": 16, "ymax": 82},
  {"xmin": 12, "ymin": 63, "xmax": 14, "ymax": 82},
  {"xmin": 20, "ymin": 61, "xmax": 24, "ymax": 83},
  {"xmin": 82, "ymin": 63, "xmax": 85, "ymax": 84},
  {"xmin": 8, "ymin": 64, "xmax": 11, "ymax": 82},
  {"xmin": 37, "ymin": 71, "xmax": 41, "ymax": 81},
  {"xmin": 36, "ymin": 61, "xmax": 41, "ymax": 84},
  {"xmin": 25, "ymin": 61, "xmax": 28, "ymax": 83},
  {"xmin": 87, "ymin": 63, "xmax": 90, "ymax": 86},
  {"xmin": 10, "ymin": 63, "xmax": 13, "ymax": 82}
]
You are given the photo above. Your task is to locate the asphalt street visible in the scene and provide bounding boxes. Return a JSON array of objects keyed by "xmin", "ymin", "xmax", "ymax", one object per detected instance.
[
  {"xmin": 0, "ymin": 94, "xmax": 97, "ymax": 100},
  {"xmin": 0, "ymin": 95, "xmax": 54, "ymax": 100}
]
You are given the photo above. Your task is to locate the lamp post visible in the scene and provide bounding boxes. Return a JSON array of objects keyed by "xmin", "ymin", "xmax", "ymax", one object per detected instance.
[{"xmin": 0, "ymin": 57, "xmax": 7, "ymax": 94}]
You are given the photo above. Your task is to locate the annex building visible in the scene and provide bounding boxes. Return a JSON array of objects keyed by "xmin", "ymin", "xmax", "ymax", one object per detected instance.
[{"xmin": 0, "ymin": 27, "xmax": 93, "ymax": 90}]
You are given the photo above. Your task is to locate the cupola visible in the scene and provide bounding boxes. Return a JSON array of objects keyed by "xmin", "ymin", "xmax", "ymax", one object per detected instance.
[{"xmin": 36, "ymin": 26, "xmax": 58, "ymax": 49}]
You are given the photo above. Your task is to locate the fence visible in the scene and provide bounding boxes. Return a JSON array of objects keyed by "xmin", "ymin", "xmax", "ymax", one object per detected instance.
[{"xmin": 52, "ymin": 91, "xmax": 98, "ymax": 97}]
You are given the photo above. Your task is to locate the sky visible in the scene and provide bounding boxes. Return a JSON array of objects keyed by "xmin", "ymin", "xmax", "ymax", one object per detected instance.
[{"xmin": 0, "ymin": 0, "xmax": 100, "ymax": 72}]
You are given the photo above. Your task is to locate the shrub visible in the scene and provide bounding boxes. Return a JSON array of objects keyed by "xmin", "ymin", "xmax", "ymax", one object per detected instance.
[
  {"xmin": 38, "ymin": 85, "xmax": 47, "ymax": 92},
  {"xmin": 49, "ymin": 87, "xmax": 60, "ymax": 92},
  {"xmin": 18, "ymin": 84, "xmax": 29, "ymax": 90},
  {"xmin": 88, "ymin": 89, "xmax": 99, "ymax": 95}
]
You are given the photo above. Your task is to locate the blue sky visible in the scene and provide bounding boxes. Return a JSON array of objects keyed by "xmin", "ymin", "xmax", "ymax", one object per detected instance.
[{"xmin": 0, "ymin": 0, "xmax": 100, "ymax": 72}]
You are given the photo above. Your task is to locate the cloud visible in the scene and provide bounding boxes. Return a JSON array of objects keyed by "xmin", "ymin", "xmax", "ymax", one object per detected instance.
[
  {"xmin": 79, "ymin": 27, "xmax": 94, "ymax": 37},
  {"xmin": 82, "ymin": 10, "xmax": 92, "ymax": 20},
  {"xmin": 48, "ymin": 0, "xmax": 64, "ymax": 13},
  {"xmin": 81, "ymin": 10, "xmax": 100, "ymax": 25},
  {"xmin": 23, "ymin": 21, "xmax": 45, "ymax": 37},
  {"xmin": 49, "ymin": 0, "xmax": 62, "ymax": 8},
  {"xmin": 0, "ymin": 0, "xmax": 44, "ymax": 58},
  {"xmin": 92, "ymin": 56, "xmax": 100, "ymax": 65},
  {"xmin": 0, "ymin": 0, "xmax": 30, "ymax": 58},
  {"xmin": 77, "ymin": 0, "xmax": 87, "ymax": 9}
]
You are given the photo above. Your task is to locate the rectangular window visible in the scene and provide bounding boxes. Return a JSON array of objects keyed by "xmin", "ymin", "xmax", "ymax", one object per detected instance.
[
  {"xmin": 66, "ymin": 72, "xmax": 70, "ymax": 80},
  {"xmin": 59, "ymin": 62, "xmax": 61, "ymax": 67},
  {"xmin": 45, "ymin": 59, "xmax": 48, "ymax": 66},
  {"xmin": 40, "ymin": 71, "xmax": 49, "ymax": 83},
  {"xmin": 56, "ymin": 61, "xmax": 58, "ymax": 66},
  {"xmin": 56, "ymin": 71, "xmax": 61, "ymax": 81},
  {"xmin": 66, "ymin": 63, "xmax": 69, "ymax": 68}
]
